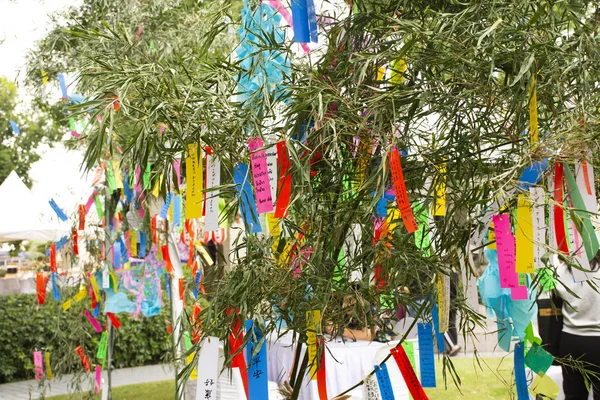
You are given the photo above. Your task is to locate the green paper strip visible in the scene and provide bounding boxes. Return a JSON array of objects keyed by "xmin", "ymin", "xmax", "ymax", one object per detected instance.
[
  {"xmin": 537, "ymin": 268, "xmax": 555, "ymax": 291},
  {"xmin": 105, "ymin": 162, "xmax": 117, "ymax": 193},
  {"xmin": 69, "ymin": 117, "xmax": 76, "ymax": 132},
  {"xmin": 524, "ymin": 321, "xmax": 542, "ymax": 345},
  {"xmin": 94, "ymin": 196, "xmax": 104, "ymax": 220},
  {"xmin": 97, "ymin": 331, "xmax": 108, "ymax": 360},
  {"xmin": 143, "ymin": 163, "xmax": 152, "ymax": 190},
  {"xmin": 525, "ymin": 343, "xmax": 554, "ymax": 374},
  {"xmin": 414, "ymin": 203, "xmax": 431, "ymax": 256},
  {"xmin": 563, "ymin": 164, "xmax": 600, "ymax": 261},
  {"xmin": 402, "ymin": 340, "xmax": 417, "ymax": 400}
]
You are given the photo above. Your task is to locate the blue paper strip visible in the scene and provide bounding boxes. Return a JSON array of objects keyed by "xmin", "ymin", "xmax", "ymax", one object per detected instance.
[
  {"xmin": 306, "ymin": 0, "xmax": 318, "ymax": 43},
  {"xmin": 517, "ymin": 159, "xmax": 548, "ymax": 191},
  {"xmin": 58, "ymin": 73, "xmax": 68, "ymax": 99},
  {"xmin": 123, "ymin": 170, "xmax": 133, "ymax": 202},
  {"xmin": 51, "ymin": 272, "xmax": 61, "ymax": 301},
  {"xmin": 92, "ymin": 303, "xmax": 100, "ymax": 318},
  {"xmin": 374, "ymin": 364, "xmax": 395, "ymax": 400},
  {"xmin": 46, "ymin": 235, "xmax": 70, "ymax": 256},
  {"xmin": 193, "ymin": 270, "xmax": 202, "ymax": 299},
  {"xmin": 118, "ymin": 237, "xmax": 128, "ymax": 263},
  {"xmin": 431, "ymin": 303, "xmax": 445, "ymax": 353},
  {"xmin": 9, "ymin": 120, "xmax": 20, "ymax": 135},
  {"xmin": 139, "ymin": 232, "xmax": 146, "ymax": 258},
  {"xmin": 113, "ymin": 241, "xmax": 121, "ymax": 269},
  {"xmin": 164, "ymin": 272, "xmax": 171, "ymax": 301},
  {"xmin": 514, "ymin": 341, "xmax": 529, "ymax": 399},
  {"xmin": 291, "ymin": 0, "xmax": 310, "ymax": 43},
  {"xmin": 48, "ymin": 199, "xmax": 68, "ymax": 222},
  {"xmin": 417, "ymin": 322, "xmax": 436, "ymax": 388},
  {"xmin": 233, "ymin": 163, "xmax": 262, "ymax": 234},
  {"xmin": 246, "ymin": 320, "xmax": 269, "ymax": 400},
  {"xmin": 173, "ymin": 195, "xmax": 181, "ymax": 227},
  {"xmin": 159, "ymin": 192, "xmax": 172, "ymax": 220}
]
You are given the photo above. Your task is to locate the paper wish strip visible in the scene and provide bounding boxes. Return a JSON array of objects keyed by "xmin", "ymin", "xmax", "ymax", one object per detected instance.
[
  {"xmin": 493, "ymin": 214, "xmax": 518, "ymax": 289},
  {"xmin": 204, "ymin": 151, "xmax": 221, "ymax": 232},
  {"xmin": 195, "ymin": 337, "xmax": 219, "ymax": 400},
  {"xmin": 185, "ymin": 144, "xmax": 203, "ymax": 219},
  {"xmin": 388, "ymin": 147, "xmax": 418, "ymax": 233},
  {"xmin": 515, "ymin": 193, "xmax": 534, "ymax": 274},
  {"xmin": 234, "ymin": 163, "xmax": 262, "ymax": 234},
  {"xmin": 248, "ymin": 137, "xmax": 274, "ymax": 214},
  {"xmin": 530, "ymin": 187, "xmax": 546, "ymax": 269}
]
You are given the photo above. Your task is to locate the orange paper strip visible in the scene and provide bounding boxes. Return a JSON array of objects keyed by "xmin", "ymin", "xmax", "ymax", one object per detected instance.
[{"xmin": 388, "ymin": 147, "xmax": 418, "ymax": 234}]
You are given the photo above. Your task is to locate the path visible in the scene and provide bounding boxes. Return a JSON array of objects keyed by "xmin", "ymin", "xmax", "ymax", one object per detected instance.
[{"xmin": 0, "ymin": 364, "xmax": 174, "ymax": 400}]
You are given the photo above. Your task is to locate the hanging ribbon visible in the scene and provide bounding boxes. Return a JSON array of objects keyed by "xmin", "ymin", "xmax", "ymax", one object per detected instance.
[
  {"xmin": 553, "ymin": 163, "xmax": 569, "ymax": 254},
  {"xmin": 36, "ymin": 272, "xmax": 46, "ymax": 305},
  {"xmin": 75, "ymin": 346, "xmax": 91, "ymax": 372},
  {"xmin": 388, "ymin": 146, "xmax": 418, "ymax": 233},
  {"xmin": 275, "ymin": 141, "xmax": 292, "ymax": 218}
]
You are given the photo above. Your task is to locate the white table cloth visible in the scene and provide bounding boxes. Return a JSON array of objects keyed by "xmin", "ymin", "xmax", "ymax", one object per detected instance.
[{"xmin": 268, "ymin": 333, "xmax": 420, "ymax": 400}]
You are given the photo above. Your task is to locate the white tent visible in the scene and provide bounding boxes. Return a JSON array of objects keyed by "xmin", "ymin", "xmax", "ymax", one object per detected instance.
[{"xmin": 0, "ymin": 171, "xmax": 69, "ymax": 242}]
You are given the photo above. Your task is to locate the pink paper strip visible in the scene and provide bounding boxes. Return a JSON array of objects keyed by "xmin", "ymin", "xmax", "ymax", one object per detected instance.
[
  {"xmin": 83, "ymin": 309, "xmax": 103, "ymax": 333},
  {"xmin": 248, "ymin": 137, "xmax": 274, "ymax": 214},
  {"xmin": 34, "ymin": 351, "xmax": 43, "ymax": 380},
  {"xmin": 173, "ymin": 160, "xmax": 181, "ymax": 188},
  {"xmin": 85, "ymin": 191, "xmax": 97, "ymax": 214},
  {"xmin": 135, "ymin": 165, "xmax": 142, "ymax": 193},
  {"xmin": 95, "ymin": 364, "xmax": 102, "ymax": 394},
  {"xmin": 511, "ymin": 285, "xmax": 528, "ymax": 300},
  {"xmin": 493, "ymin": 214, "xmax": 519, "ymax": 289}
]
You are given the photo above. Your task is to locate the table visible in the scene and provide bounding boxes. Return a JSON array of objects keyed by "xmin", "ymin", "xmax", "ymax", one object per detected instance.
[{"xmin": 268, "ymin": 333, "xmax": 420, "ymax": 400}]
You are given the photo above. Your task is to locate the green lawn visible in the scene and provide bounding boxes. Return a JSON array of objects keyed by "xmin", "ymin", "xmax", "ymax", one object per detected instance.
[
  {"xmin": 47, "ymin": 357, "xmax": 514, "ymax": 400},
  {"xmin": 426, "ymin": 356, "xmax": 514, "ymax": 400}
]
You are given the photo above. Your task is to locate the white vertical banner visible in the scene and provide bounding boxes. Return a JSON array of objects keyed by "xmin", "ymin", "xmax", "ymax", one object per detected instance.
[
  {"xmin": 547, "ymin": 171, "xmax": 557, "ymax": 251},
  {"xmin": 196, "ymin": 337, "xmax": 220, "ymax": 400},
  {"xmin": 266, "ymin": 146, "xmax": 278, "ymax": 205},
  {"xmin": 575, "ymin": 154, "xmax": 598, "ymax": 214},
  {"xmin": 566, "ymin": 213, "xmax": 590, "ymax": 282},
  {"xmin": 530, "ymin": 187, "xmax": 546, "ymax": 269},
  {"xmin": 205, "ymin": 152, "xmax": 221, "ymax": 232}
]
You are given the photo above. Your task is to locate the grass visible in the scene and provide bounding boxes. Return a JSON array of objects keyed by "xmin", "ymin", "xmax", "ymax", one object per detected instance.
[
  {"xmin": 426, "ymin": 356, "xmax": 514, "ymax": 400},
  {"xmin": 46, "ymin": 357, "xmax": 513, "ymax": 400},
  {"xmin": 46, "ymin": 380, "xmax": 175, "ymax": 400}
]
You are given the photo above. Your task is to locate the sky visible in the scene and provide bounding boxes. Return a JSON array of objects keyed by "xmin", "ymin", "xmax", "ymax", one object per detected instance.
[{"xmin": 0, "ymin": 0, "xmax": 90, "ymax": 216}]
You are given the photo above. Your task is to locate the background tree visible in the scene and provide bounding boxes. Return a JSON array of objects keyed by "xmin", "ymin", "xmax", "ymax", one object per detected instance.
[{"xmin": 28, "ymin": 0, "xmax": 600, "ymax": 398}]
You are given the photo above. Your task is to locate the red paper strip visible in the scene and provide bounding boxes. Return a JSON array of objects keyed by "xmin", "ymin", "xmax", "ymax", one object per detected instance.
[
  {"xmin": 178, "ymin": 277, "xmax": 185, "ymax": 302},
  {"xmin": 227, "ymin": 308, "xmax": 248, "ymax": 397},
  {"xmin": 72, "ymin": 230, "xmax": 79, "ymax": 256},
  {"xmin": 553, "ymin": 163, "xmax": 569, "ymax": 254},
  {"xmin": 106, "ymin": 312, "xmax": 121, "ymax": 329},
  {"xmin": 50, "ymin": 243, "xmax": 57, "ymax": 272},
  {"xmin": 388, "ymin": 147, "xmax": 418, "ymax": 234},
  {"xmin": 162, "ymin": 245, "xmax": 173, "ymax": 274},
  {"xmin": 274, "ymin": 141, "xmax": 292, "ymax": 218},
  {"xmin": 582, "ymin": 160, "xmax": 593, "ymax": 195},
  {"xmin": 78, "ymin": 204, "xmax": 86, "ymax": 230},
  {"xmin": 75, "ymin": 346, "xmax": 91, "ymax": 372},
  {"xmin": 151, "ymin": 216, "xmax": 158, "ymax": 244},
  {"xmin": 316, "ymin": 337, "xmax": 328, "ymax": 400},
  {"xmin": 391, "ymin": 346, "xmax": 429, "ymax": 400},
  {"xmin": 36, "ymin": 272, "xmax": 46, "ymax": 305}
]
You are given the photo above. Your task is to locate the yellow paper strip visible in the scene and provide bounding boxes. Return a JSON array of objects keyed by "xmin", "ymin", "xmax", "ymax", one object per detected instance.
[
  {"xmin": 529, "ymin": 74, "xmax": 539, "ymax": 144},
  {"xmin": 112, "ymin": 161, "xmax": 124, "ymax": 189},
  {"xmin": 306, "ymin": 310, "xmax": 321, "ymax": 380},
  {"xmin": 529, "ymin": 372, "xmax": 559, "ymax": 399},
  {"xmin": 516, "ymin": 193, "xmax": 535, "ymax": 273},
  {"xmin": 185, "ymin": 144, "xmax": 203, "ymax": 219},
  {"xmin": 74, "ymin": 286, "xmax": 87, "ymax": 302},
  {"xmin": 45, "ymin": 352, "xmax": 53, "ymax": 380},
  {"xmin": 62, "ymin": 299, "xmax": 72, "ymax": 311},
  {"xmin": 391, "ymin": 57, "xmax": 407, "ymax": 85},
  {"xmin": 266, "ymin": 213, "xmax": 281, "ymax": 254},
  {"xmin": 90, "ymin": 276, "xmax": 101, "ymax": 301},
  {"xmin": 437, "ymin": 274, "xmax": 450, "ymax": 333},
  {"xmin": 433, "ymin": 162, "xmax": 446, "ymax": 216}
]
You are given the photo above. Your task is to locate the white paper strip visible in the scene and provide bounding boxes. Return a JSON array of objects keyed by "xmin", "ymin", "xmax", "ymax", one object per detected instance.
[
  {"xmin": 575, "ymin": 154, "xmax": 597, "ymax": 214},
  {"xmin": 266, "ymin": 146, "xmax": 278, "ymax": 205},
  {"xmin": 547, "ymin": 171, "xmax": 557, "ymax": 250},
  {"xmin": 343, "ymin": 223, "xmax": 363, "ymax": 282},
  {"xmin": 205, "ymin": 153, "xmax": 221, "ymax": 232},
  {"xmin": 530, "ymin": 187, "xmax": 546, "ymax": 269},
  {"xmin": 196, "ymin": 337, "xmax": 219, "ymax": 400},
  {"xmin": 566, "ymin": 213, "xmax": 590, "ymax": 282}
]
